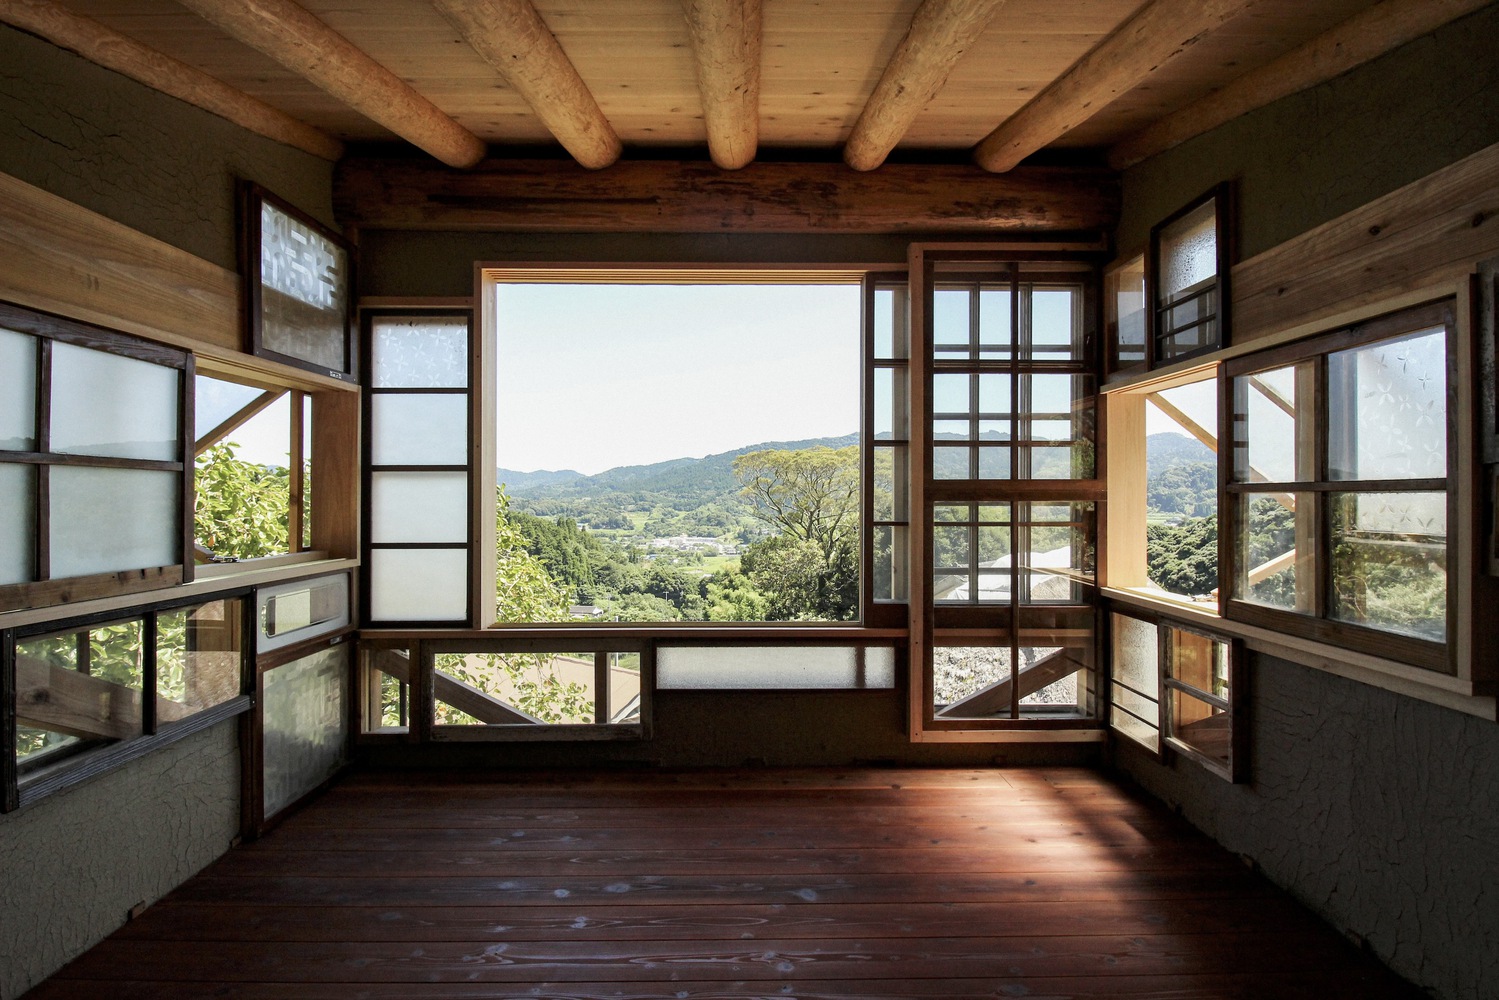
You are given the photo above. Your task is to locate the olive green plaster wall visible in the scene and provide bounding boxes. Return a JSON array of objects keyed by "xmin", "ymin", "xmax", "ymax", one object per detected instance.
[
  {"xmin": 0, "ymin": 25, "xmax": 336, "ymax": 999},
  {"xmin": 0, "ymin": 22, "xmax": 335, "ymax": 270},
  {"xmin": 1114, "ymin": 3, "xmax": 1499, "ymax": 262},
  {"xmin": 1111, "ymin": 7, "xmax": 1499, "ymax": 1000}
]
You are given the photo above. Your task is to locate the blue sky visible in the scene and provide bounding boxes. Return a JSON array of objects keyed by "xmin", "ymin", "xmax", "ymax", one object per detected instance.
[{"xmin": 495, "ymin": 283, "xmax": 862, "ymax": 475}]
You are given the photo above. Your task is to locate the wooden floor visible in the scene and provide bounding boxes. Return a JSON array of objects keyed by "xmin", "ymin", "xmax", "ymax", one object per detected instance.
[{"xmin": 29, "ymin": 767, "xmax": 1421, "ymax": 999}]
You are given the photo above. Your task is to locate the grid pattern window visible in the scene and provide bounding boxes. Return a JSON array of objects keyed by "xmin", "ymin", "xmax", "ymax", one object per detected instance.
[
  {"xmin": 1162, "ymin": 625, "xmax": 1243, "ymax": 782},
  {"xmin": 363, "ymin": 311, "xmax": 474, "ymax": 625},
  {"xmin": 918, "ymin": 257, "xmax": 1102, "ymax": 731},
  {"xmin": 867, "ymin": 276, "xmax": 911, "ymax": 610},
  {"xmin": 0, "ymin": 304, "xmax": 190, "ymax": 601},
  {"xmin": 1224, "ymin": 301, "xmax": 1452, "ymax": 671},
  {"xmin": 6, "ymin": 595, "xmax": 247, "ymax": 808},
  {"xmin": 1150, "ymin": 186, "xmax": 1230, "ymax": 366}
]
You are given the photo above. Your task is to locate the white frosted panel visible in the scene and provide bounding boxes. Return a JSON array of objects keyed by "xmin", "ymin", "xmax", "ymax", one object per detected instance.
[
  {"xmin": 1160, "ymin": 200, "xmax": 1217, "ymax": 300},
  {"xmin": 262, "ymin": 645, "xmax": 347, "ymax": 818},
  {"xmin": 370, "ymin": 548, "xmax": 468, "ymax": 621},
  {"xmin": 372, "ymin": 317, "xmax": 469, "ymax": 388},
  {"xmin": 1110, "ymin": 614, "xmax": 1159, "ymax": 696},
  {"xmin": 1111, "ymin": 704, "xmax": 1159, "ymax": 752},
  {"xmin": 49, "ymin": 467, "xmax": 177, "ymax": 578},
  {"xmin": 0, "ymin": 463, "xmax": 32, "ymax": 584},
  {"xmin": 372, "ymin": 472, "xmax": 468, "ymax": 543},
  {"xmin": 51, "ymin": 343, "xmax": 179, "ymax": 460},
  {"xmin": 0, "ymin": 328, "xmax": 37, "ymax": 450},
  {"xmin": 657, "ymin": 645, "xmax": 893, "ymax": 689},
  {"xmin": 370, "ymin": 394, "xmax": 467, "ymax": 466},
  {"xmin": 1328, "ymin": 328, "xmax": 1446, "ymax": 481}
]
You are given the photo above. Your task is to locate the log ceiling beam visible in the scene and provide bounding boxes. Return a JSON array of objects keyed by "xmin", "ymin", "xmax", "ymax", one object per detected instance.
[
  {"xmin": 430, "ymin": 0, "xmax": 621, "ymax": 170},
  {"xmin": 972, "ymin": 0, "xmax": 1261, "ymax": 173},
  {"xmin": 1109, "ymin": 0, "xmax": 1493, "ymax": 169},
  {"xmin": 844, "ymin": 0, "xmax": 1007, "ymax": 172},
  {"xmin": 333, "ymin": 157, "xmax": 1119, "ymax": 234},
  {"xmin": 680, "ymin": 0, "xmax": 761, "ymax": 170},
  {"xmin": 175, "ymin": 0, "xmax": 485, "ymax": 169},
  {"xmin": 0, "ymin": 0, "xmax": 343, "ymax": 161}
]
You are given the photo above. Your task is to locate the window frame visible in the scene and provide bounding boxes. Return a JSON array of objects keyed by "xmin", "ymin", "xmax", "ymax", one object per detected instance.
[
  {"xmin": 0, "ymin": 301, "xmax": 194, "ymax": 610},
  {"xmin": 1221, "ymin": 300, "xmax": 1456, "ymax": 672},
  {"xmin": 1147, "ymin": 183, "xmax": 1233, "ymax": 369}
]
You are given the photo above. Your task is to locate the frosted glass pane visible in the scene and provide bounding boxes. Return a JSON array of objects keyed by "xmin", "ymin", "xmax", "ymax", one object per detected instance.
[
  {"xmin": 372, "ymin": 316, "xmax": 469, "ymax": 388},
  {"xmin": 370, "ymin": 548, "xmax": 468, "ymax": 621},
  {"xmin": 262, "ymin": 645, "xmax": 347, "ymax": 818},
  {"xmin": 1110, "ymin": 614, "xmax": 1159, "ymax": 696},
  {"xmin": 372, "ymin": 471, "xmax": 468, "ymax": 543},
  {"xmin": 0, "ymin": 328, "xmax": 37, "ymax": 450},
  {"xmin": 657, "ymin": 645, "xmax": 893, "ymax": 689},
  {"xmin": 1160, "ymin": 200, "xmax": 1217, "ymax": 300},
  {"xmin": 51, "ymin": 343, "xmax": 179, "ymax": 461},
  {"xmin": 49, "ymin": 467, "xmax": 177, "ymax": 578},
  {"xmin": 260, "ymin": 201, "xmax": 349, "ymax": 371},
  {"xmin": 1328, "ymin": 328, "xmax": 1446, "ymax": 480},
  {"xmin": 371, "ymin": 394, "xmax": 467, "ymax": 466},
  {"xmin": 0, "ymin": 463, "xmax": 32, "ymax": 584},
  {"xmin": 1111, "ymin": 703, "xmax": 1159, "ymax": 752}
]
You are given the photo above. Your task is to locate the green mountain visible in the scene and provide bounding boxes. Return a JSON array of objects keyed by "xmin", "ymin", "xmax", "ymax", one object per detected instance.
[{"xmin": 1145, "ymin": 431, "xmax": 1214, "ymax": 479}]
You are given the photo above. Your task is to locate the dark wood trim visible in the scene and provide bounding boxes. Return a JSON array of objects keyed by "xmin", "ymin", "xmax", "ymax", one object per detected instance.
[
  {"xmin": 0, "ymin": 566, "xmax": 185, "ymax": 612},
  {"xmin": 241, "ymin": 182, "xmax": 358, "ymax": 384},
  {"xmin": 1225, "ymin": 478, "xmax": 1447, "ymax": 494},
  {"xmin": 0, "ymin": 452, "xmax": 183, "ymax": 472},
  {"xmin": 366, "ymin": 626, "xmax": 906, "ymax": 642},
  {"xmin": 1, "ymin": 630, "xmax": 17, "ymax": 812},
  {"xmin": 1147, "ymin": 184, "xmax": 1233, "ymax": 372},
  {"xmin": 256, "ymin": 627, "xmax": 356, "ymax": 674},
  {"xmin": 180, "ymin": 355, "xmax": 195, "ymax": 585},
  {"xmin": 288, "ymin": 389, "xmax": 305, "ymax": 553},
  {"xmin": 0, "ymin": 300, "xmax": 190, "ymax": 370},
  {"xmin": 141, "ymin": 612, "xmax": 158, "ymax": 735}
]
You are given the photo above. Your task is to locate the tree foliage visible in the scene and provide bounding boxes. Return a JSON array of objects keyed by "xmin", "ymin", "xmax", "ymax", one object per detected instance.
[{"xmin": 193, "ymin": 443, "xmax": 291, "ymax": 560}]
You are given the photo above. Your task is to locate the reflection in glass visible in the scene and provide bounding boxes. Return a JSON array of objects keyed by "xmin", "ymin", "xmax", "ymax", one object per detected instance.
[
  {"xmin": 262, "ymin": 645, "xmax": 347, "ymax": 818},
  {"xmin": 1108, "ymin": 256, "xmax": 1146, "ymax": 370},
  {"xmin": 1237, "ymin": 493, "xmax": 1303, "ymax": 611},
  {"xmin": 158, "ymin": 599, "xmax": 244, "ymax": 721},
  {"xmin": 1330, "ymin": 492, "xmax": 1446, "ymax": 641}
]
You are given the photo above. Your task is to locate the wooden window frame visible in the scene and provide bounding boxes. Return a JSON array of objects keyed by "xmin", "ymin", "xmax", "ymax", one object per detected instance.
[
  {"xmin": 1160, "ymin": 622, "xmax": 1247, "ymax": 783},
  {"xmin": 5, "ymin": 589, "xmax": 254, "ymax": 813},
  {"xmin": 1221, "ymin": 300, "xmax": 1456, "ymax": 672},
  {"xmin": 864, "ymin": 271, "xmax": 911, "ymax": 628},
  {"xmin": 0, "ymin": 301, "xmax": 194, "ymax": 611},
  {"xmin": 360, "ymin": 307, "xmax": 477, "ymax": 629},
  {"xmin": 1147, "ymin": 183, "xmax": 1233, "ymax": 369},
  {"xmin": 242, "ymin": 183, "xmax": 358, "ymax": 384}
]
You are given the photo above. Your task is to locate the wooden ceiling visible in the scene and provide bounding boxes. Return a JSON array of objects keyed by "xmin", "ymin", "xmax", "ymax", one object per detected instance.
[{"xmin": 9, "ymin": 0, "xmax": 1484, "ymax": 173}]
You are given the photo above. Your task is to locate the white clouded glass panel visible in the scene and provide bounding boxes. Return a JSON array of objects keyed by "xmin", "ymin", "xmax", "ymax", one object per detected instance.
[
  {"xmin": 372, "ymin": 316, "xmax": 469, "ymax": 389},
  {"xmin": 1160, "ymin": 200, "xmax": 1217, "ymax": 300},
  {"xmin": 657, "ymin": 645, "xmax": 894, "ymax": 689},
  {"xmin": 0, "ymin": 463, "xmax": 32, "ymax": 584},
  {"xmin": 371, "ymin": 471, "xmax": 468, "ymax": 543},
  {"xmin": 1, "ymin": 328, "xmax": 37, "ymax": 450},
  {"xmin": 262, "ymin": 644, "xmax": 347, "ymax": 818},
  {"xmin": 370, "ymin": 548, "xmax": 468, "ymax": 621},
  {"xmin": 1327, "ymin": 328, "xmax": 1446, "ymax": 481},
  {"xmin": 51, "ymin": 343, "xmax": 180, "ymax": 461},
  {"xmin": 371, "ymin": 394, "xmax": 467, "ymax": 466},
  {"xmin": 260, "ymin": 201, "xmax": 349, "ymax": 372},
  {"xmin": 49, "ymin": 466, "xmax": 177, "ymax": 578}
]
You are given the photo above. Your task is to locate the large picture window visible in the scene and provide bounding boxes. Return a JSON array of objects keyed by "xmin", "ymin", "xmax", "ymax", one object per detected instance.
[{"xmin": 1224, "ymin": 300, "xmax": 1453, "ymax": 670}]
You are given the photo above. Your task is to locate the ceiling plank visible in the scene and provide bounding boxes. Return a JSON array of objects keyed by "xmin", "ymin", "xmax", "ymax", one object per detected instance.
[
  {"xmin": 0, "ymin": 0, "xmax": 343, "ymax": 161},
  {"xmin": 333, "ymin": 157, "xmax": 1119, "ymax": 234},
  {"xmin": 1109, "ymin": 0, "xmax": 1492, "ymax": 169},
  {"xmin": 972, "ymin": 0, "xmax": 1261, "ymax": 173},
  {"xmin": 844, "ymin": 0, "xmax": 1009, "ymax": 172},
  {"xmin": 175, "ymin": 0, "xmax": 485, "ymax": 168},
  {"xmin": 680, "ymin": 0, "xmax": 761, "ymax": 170},
  {"xmin": 430, "ymin": 0, "xmax": 621, "ymax": 170}
]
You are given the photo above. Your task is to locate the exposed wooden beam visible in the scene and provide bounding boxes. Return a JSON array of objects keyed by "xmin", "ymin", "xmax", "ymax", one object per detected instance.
[
  {"xmin": 1110, "ymin": 0, "xmax": 1492, "ymax": 169},
  {"xmin": 844, "ymin": 0, "xmax": 1007, "ymax": 172},
  {"xmin": 0, "ymin": 0, "xmax": 343, "ymax": 161},
  {"xmin": 973, "ymin": 0, "xmax": 1261, "ymax": 173},
  {"xmin": 680, "ymin": 0, "xmax": 761, "ymax": 170},
  {"xmin": 430, "ymin": 0, "xmax": 621, "ymax": 170},
  {"xmin": 175, "ymin": 0, "xmax": 485, "ymax": 169},
  {"xmin": 334, "ymin": 157, "xmax": 1119, "ymax": 233}
]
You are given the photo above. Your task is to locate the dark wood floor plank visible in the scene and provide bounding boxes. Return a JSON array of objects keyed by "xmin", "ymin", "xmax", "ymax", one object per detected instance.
[
  {"xmin": 112, "ymin": 896, "xmax": 1332, "ymax": 943},
  {"xmin": 25, "ymin": 766, "xmax": 1422, "ymax": 1000}
]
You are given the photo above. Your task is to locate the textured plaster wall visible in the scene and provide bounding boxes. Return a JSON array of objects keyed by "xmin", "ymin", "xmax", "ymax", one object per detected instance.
[
  {"xmin": 1115, "ymin": 657, "xmax": 1499, "ymax": 1000},
  {"xmin": 1114, "ymin": 3, "xmax": 1499, "ymax": 261},
  {"xmin": 0, "ymin": 722, "xmax": 241, "ymax": 1000},
  {"xmin": 1112, "ymin": 8, "xmax": 1499, "ymax": 1000},
  {"xmin": 0, "ymin": 25, "xmax": 336, "ymax": 998},
  {"xmin": 0, "ymin": 22, "xmax": 335, "ymax": 269}
]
